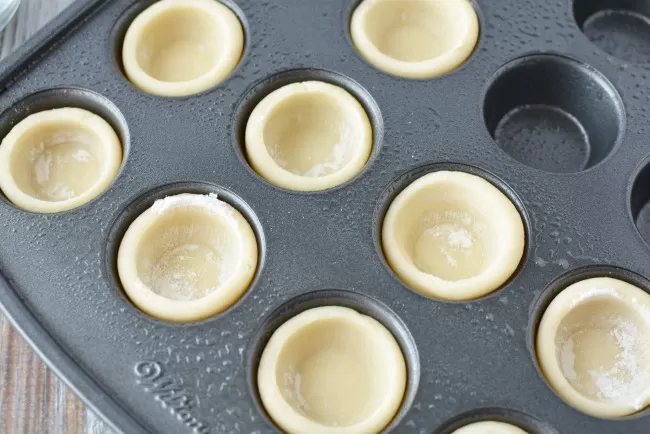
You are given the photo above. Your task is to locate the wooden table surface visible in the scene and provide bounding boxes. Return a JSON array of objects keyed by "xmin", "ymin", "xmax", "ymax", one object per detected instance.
[{"xmin": 0, "ymin": 1, "xmax": 114, "ymax": 433}]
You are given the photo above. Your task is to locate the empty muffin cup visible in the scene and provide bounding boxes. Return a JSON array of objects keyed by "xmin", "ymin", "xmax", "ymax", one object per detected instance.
[
  {"xmin": 257, "ymin": 306, "xmax": 406, "ymax": 434},
  {"xmin": 536, "ymin": 277, "xmax": 650, "ymax": 418},
  {"xmin": 117, "ymin": 193, "xmax": 258, "ymax": 322},
  {"xmin": 451, "ymin": 421, "xmax": 529, "ymax": 434},
  {"xmin": 483, "ymin": 55, "xmax": 624, "ymax": 174},
  {"xmin": 122, "ymin": 0, "xmax": 244, "ymax": 97},
  {"xmin": 573, "ymin": 0, "xmax": 650, "ymax": 64},
  {"xmin": 0, "ymin": 107, "xmax": 122, "ymax": 213},
  {"xmin": 382, "ymin": 171, "xmax": 525, "ymax": 301},
  {"xmin": 350, "ymin": 0, "xmax": 479, "ymax": 79},
  {"xmin": 245, "ymin": 81, "xmax": 372, "ymax": 191}
]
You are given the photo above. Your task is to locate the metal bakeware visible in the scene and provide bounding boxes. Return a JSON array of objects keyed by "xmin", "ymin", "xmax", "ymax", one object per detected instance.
[{"xmin": 1, "ymin": 0, "xmax": 650, "ymax": 432}]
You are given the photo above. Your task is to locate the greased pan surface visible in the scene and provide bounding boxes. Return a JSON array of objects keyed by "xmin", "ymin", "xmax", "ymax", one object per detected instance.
[{"xmin": 1, "ymin": 0, "xmax": 650, "ymax": 433}]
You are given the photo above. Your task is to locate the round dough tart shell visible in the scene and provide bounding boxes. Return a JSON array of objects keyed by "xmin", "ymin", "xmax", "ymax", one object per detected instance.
[
  {"xmin": 451, "ymin": 421, "xmax": 529, "ymax": 434},
  {"xmin": 350, "ymin": 0, "xmax": 479, "ymax": 79},
  {"xmin": 536, "ymin": 277, "xmax": 650, "ymax": 418},
  {"xmin": 245, "ymin": 81, "xmax": 372, "ymax": 191},
  {"xmin": 382, "ymin": 171, "xmax": 525, "ymax": 301},
  {"xmin": 122, "ymin": 0, "xmax": 244, "ymax": 97},
  {"xmin": 0, "ymin": 107, "xmax": 122, "ymax": 213},
  {"xmin": 257, "ymin": 306, "xmax": 406, "ymax": 434},
  {"xmin": 117, "ymin": 193, "xmax": 258, "ymax": 322}
]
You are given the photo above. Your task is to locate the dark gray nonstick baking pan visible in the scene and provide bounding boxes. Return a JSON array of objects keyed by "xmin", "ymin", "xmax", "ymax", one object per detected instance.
[{"xmin": 2, "ymin": 0, "xmax": 650, "ymax": 432}]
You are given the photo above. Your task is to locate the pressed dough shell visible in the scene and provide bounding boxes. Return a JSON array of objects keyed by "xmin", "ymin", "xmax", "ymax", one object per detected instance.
[
  {"xmin": 350, "ymin": 0, "xmax": 479, "ymax": 78},
  {"xmin": 382, "ymin": 171, "xmax": 525, "ymax": 300},
  {"xmin": 0, "ymin": 107, "xmax": 122, "ymax": 213},
  {"xmin": 117, "ymin": 193, "xmax": 258, "ymax": 322},
  {"xmin": 257, "ymin": 306, "xmax": 406, "ymax": 434},
  {"xmin": 122, "ymin": 0, "xmax": 244, "ymax": 97},
  {"xmin": 536, "ymin": 277, "xmax": 650, "ymax": 418},
  {"xmin": 245, "ymin": 81, "xmax": 372, "ymax": 191}
]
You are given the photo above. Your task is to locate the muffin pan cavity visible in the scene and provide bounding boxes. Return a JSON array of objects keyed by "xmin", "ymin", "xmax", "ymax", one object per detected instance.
[
  {"xmin": 248, "ymin": 290, "xmax": 419, "ymax": 434},
  {"xmin": 117, "ymin": 192, "xmax": 258, "ymax": 322},
  {"xmin": 122, "ymin": 0, "xmax": 244, "ymax": 97},
  {"xmin": 350, "ymin": 0, "xmax": 479, "ymax": 78},
  {"xmin": 258, "ymin": 305, "xmax": 406, "ymax": 434},
  {"xmin": 245, "ymin": 80, "xmax": 373, "ymax": 191},
  {"xmin": 0, "ymin": 88, "xmax": 127, "ymax": 213},
  {"xmin": 483, "ymin": 54, "xmax": 624, "ymax": 173},
  {"xmin": 574, "ymin": 0, "xmax": 650, "ymax": 64},
  {"xmin": 381, "ymin": 170, "xmax": 525, "ymax": 301},
  {"xmin": 536, "ymin": 277, "xmax": 650, "ymax": 418}
]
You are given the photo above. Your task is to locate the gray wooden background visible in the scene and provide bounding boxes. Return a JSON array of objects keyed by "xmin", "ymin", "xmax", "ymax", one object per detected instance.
[{"xmin": 0, "ymin": 0, "xmax": 114, "ymax": 433}]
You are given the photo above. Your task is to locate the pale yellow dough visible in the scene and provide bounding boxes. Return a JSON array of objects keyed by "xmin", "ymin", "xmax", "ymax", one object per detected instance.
[
  {"xmin": 245, "ymin": 81, "xmax": 372, "ymax": 191},
  {"xmin": 451, "ymin": 421, "xmax": 529, "ymax": 434},
  {"xmin": 122, "ymin": 0, "xmax": 244, "ymax": 97},
  {"xmin": 382, "ymin": 171, "xmax": 524, "ymax": 300},
  {"xmin": 537, "ymin": 277, "xmax": 650, "ymax": 418},
  {"xmin": 257, "ymin": 306, "xmax": 406, "ymax": 434},
  {"xmin": 117, "ymin": 194, "xmax": 257, "ymax": 322},
  {"xmin": 0, "ymin": 107, "xmax": 122, "ymax": 213},
  {"xmin": 351, "ymin": 0, "xmax": 479, "ymax": 79}
]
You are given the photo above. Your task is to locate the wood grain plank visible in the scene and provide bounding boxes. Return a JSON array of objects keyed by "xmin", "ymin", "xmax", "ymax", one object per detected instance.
[{"xmin": 0, "ymin": 0, "xmax": 114, "ymax": 433}]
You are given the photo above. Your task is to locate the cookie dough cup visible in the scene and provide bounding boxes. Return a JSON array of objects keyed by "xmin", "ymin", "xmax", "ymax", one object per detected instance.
[
  {"xmin": 537, "ymin": 277, "xmax": 650, "ymax": 418},
  {"xmin": 382, "ymin": 171, "xmax": 525, "ymax": 300},
  {"xmin": 0, "ymin": 107, "xmax": 122, "ymax": 213},
  {"xmin": 117, "ymin": 193, "xmax": 257, "ymax": 322},
  {"xmin": 350, "ymin": 0, "xmax": 479, "ymax": 79},
  {"xmin": 257, "ymin": 306, "xmax": 406, "ymax": 434},
  {"xmin": 451, "ymin": 421, "xmax": 528, "ymax": 434},
  {"xmin": 122, "ymin": 0, "xmax": 244, "ymax": 97},
  {"xmin": 245, "ymin": 81, "xmax": 372, "ymax": 191}
]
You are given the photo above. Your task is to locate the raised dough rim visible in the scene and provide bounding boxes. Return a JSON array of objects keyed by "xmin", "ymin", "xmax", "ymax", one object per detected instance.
[{"xmin": 451, "ymin": 420, "xmax": 529, "ymax": 434}]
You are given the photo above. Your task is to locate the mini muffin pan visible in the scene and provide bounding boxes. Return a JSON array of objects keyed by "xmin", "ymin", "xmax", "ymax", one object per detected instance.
[{"xmin": 2, "ymin": 0, "xmax": 650, "ymax": 433}]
